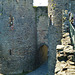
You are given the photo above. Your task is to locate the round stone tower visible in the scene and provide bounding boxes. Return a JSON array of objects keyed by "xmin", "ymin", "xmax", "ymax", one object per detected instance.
[
  {"xmin": 0, "ymin": 0, "xmax": 37, "ymax": 74},
  {"xmin": 48, "ymin": 0, "xmax": 64, "ymax": 75}
]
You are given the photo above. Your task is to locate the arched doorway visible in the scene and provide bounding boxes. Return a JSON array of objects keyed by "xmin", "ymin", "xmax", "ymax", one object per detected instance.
[{"xmin": 39, "ymin": 45, "xmax": 48, "ymax": 64}]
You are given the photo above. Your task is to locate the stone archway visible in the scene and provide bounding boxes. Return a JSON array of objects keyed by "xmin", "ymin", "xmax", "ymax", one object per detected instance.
[{"xmin": 39, "ymin": 45, "xmax": 48, "ymax": 64}]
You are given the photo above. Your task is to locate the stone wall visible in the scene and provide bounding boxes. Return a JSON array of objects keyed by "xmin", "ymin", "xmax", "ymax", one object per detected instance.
[
  {"xmin": 64, "ymin": 0, "xmax": 70, "ymax": 10},
  {"xmin": 55, "ymin": 10, "xmax": 75, "ymax": 75},
  {"xmin": 48, "ymin": 0, "xmax": 64, "ymax": 75},
  {"xmin": 0, "ymin": 0, "xmax": 73, "ymax": 75},
  {"xmin": 71, "ymin": 0, "xmax": 75, "ymax": 13},
  {"xmin": 0, "ymin": 0, "xmax": 37, "ymax": 74},
  {"xmin": 0, "ymin": 0, "xmax": 49, "ymax": 74},
  {"xmin": 36, "ymin": 7, "xmax": 48, "ymax": 48},
  {"xmin": 34, "ymin": 7, "xmax": 48, "ymax": 66}
]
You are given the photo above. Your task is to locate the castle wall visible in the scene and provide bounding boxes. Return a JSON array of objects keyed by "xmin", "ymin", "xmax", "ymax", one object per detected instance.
[
  {"xmin": 35, "ymin": 7, "xmax": 48, "ymax": 65},
  {"xmin": 0, "ymin": 0, "xmax": 37, "ymax": 74},
  {"xmin": 64, "ymin": 0, "xmax": 70, "ymax": 10},
  {"xmin": 0, "ymin": 0, "xmax": 72, "ymax": 74},
  {"xmin": 48, "ymin": 0, "xmax": 64, "ymax": 75},
  {"xmin": 71, "ymin": 0, "xmax": 75, "ymax": 13},
  {"xmin": 36, "ymin": 7, "xmax": 48, "ymax": 48}
]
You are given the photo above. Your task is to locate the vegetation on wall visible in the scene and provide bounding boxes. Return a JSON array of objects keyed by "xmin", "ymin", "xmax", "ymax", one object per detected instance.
[{"xmin": 51, "ymin": 0, "xmax": 57, "ymax": 10}]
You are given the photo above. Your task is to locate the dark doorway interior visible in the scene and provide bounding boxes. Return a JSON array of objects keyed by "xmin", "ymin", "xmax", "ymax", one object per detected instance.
[{"xmin": 39, "ymin": 45, "xmax": 48, "ymax": 64}]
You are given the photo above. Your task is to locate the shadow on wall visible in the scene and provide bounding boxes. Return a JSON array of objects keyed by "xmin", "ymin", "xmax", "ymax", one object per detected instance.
[{"xmin": 39, "ymin": 45, "xmax": 48, "ymax": 64}]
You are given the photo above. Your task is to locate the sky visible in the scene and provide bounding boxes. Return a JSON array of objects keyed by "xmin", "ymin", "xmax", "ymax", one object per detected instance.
[{"xmin": 33, "ymin": 0, "xmax": 48, "ymax": 6}]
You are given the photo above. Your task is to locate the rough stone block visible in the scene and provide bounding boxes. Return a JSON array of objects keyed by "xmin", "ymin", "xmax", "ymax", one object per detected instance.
[{"xmin": 56, "ymin": 45, "xmax": 64, "ymax": 50}]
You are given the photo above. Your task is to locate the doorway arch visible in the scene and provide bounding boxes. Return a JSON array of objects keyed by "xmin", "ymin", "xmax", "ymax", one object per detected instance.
[{"xmin": 39, "ymin": 44, "xmax": 48, "ymax": 64}]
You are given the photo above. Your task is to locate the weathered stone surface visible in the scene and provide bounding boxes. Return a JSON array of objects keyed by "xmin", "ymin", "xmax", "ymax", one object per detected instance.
[
  {"xmin": 67, "ymin": 69, "xmax": 75, "ymax": 72},
  {"xmin": 64, "ymin": 45, "xmax": 74, "ymax": 54},
  {"xmin": 36, "ymin": 7, "xmax": 48, "ymax": 48},
  {"xmin": 0, "ymin": 0, "xmax": 75, "ymax": 75},
  {"xmin": 64, "ymin": 50, "xmax": 74, "ymax": 54},
  {"xmin": 48, "ymin": 0, "xmax": 63, "ymax": 74},
  {"xmin": 67, "ymin": 55, "xmax": 73, "ymax": 61},
  {"xmin": 56, "ymin": 45, "xmax": 64, "ymax": 50},
  {"xmin": 61, "ymin": 37, "xmax": 71, "ymax": 45},
  {"xmin": 55, "ymin": 8, "xmax": 75, "ymax": 75},
  {"xmin": 0, "ymin": 0, "xmax": 37, "ymax": 74},
  {"xmin": 57, "ymin": 53, "xmax": 64, "ymax": 58},
  {"xmin": 63, "ymin": 33, "xmax": 69, "ymax": 38},
  {"xmin": 61, "ymin": 61, "xmax": 66, "ymax": 64},
  {"xmin": 64, "ymin": 45, "xmax": 73, "ymax": 49},
  {"xmin": 72, "ymin": 55, "xmax": 75, "ymax": 62},
  {"xmin": 69, "ymin": 61, "xmax": 75, "ymax": 65},
  {"xmin": 68, "ymin": 66, "xmax": 75, "ymax": 69},
  {"xmin": 57, "ymin": 71, "xmax": 66, "ymax": 75},
  {"xmin": 71, "ymin": 0, "xmax": 75, "ymax": 13},
  {"xmin": 55, "ymin": 67, "xmax": 61, "ymax": 74}
]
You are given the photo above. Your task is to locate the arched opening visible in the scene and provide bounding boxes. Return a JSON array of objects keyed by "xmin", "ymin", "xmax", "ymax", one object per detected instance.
[{"xmin": 39, "ymin": 45, "xmax": 48, "ymax": 64}]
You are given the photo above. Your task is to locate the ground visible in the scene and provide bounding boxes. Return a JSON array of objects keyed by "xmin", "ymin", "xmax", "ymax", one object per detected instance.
[{"xmin": 26, "ymin": 61, "xmax": 48, "ymax": 75}]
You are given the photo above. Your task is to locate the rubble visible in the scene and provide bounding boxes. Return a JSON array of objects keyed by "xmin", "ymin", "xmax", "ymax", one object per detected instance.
[
  {"xmin": 56, "ymin": 45, "xmax": 64, "ymax": 50},
  {"xmin": 55, "ymin": 11, "xmax": 75, "ymax": 75}
]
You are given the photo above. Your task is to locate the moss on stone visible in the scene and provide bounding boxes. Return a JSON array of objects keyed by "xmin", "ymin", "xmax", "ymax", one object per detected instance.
[
  {"xmin": 33, "ymin": 6, "xmax": 38, "ymax": 8},
  {"xmin": 0, "ymin": 13, "xmax": 2, "ymax": 16},
  {"xmin": 53, "ymin": 7, "xmax": 55, "ymax": 10},
  {"xmin": 51, "ymin": 0, "xmax": 54, "ymax": 1}
]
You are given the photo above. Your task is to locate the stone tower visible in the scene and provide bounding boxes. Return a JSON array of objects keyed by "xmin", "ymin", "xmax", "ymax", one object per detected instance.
[
  {"xmin": 48, "ymin": 0, "xmax": 64, "ymax": 75},
  {"xmin": 0, "ymin": 0, "xmax": 73, "ymax": 75},
  {"xmin": 71, "ymin": 0, "xmax": 75, "ymax": 13},
  {"xmin": 0, "ymin": 0, "xmax": 37, "ymax": 74}
]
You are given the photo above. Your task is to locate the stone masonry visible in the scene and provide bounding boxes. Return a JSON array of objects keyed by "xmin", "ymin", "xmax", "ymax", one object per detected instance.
[
  {"xmin": 36, "ymin": 7, "xmax": 48, "ymax": 48},
  {"xmin": 48, "ymin": 0, "xmax": 75, "ymax": 75},
  {"xmin": 71, "ymin": 0, "xmax": 75, "ymax": 13},
  {"xmin": 0, "ymin": 0, "xmax": 37, "ymax": 74},
  {"xmin": 55, "ymin": 10, "xmax": 75, "ymax": 75},
  {"xmin": 0, "ymin": 0, "xmax": 48, "ymax": 74},
  {"xmin": 35, "ymin": 7, "xmax": 48, "ymax": 65},
  {"xmin": 48, "ymin": 0, "xmax": 64, "ymax": 75},
  {"xmin": 0, "ymin": 0, "xmax": 75, "ymax": 75}
]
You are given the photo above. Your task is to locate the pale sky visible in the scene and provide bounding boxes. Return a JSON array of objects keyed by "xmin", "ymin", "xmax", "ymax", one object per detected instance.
[{"xmin": 33, "ymin": 0, "xmax": 48, "ymax": 6}]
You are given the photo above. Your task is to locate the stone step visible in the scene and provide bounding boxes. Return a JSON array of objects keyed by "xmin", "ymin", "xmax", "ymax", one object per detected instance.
[
  {"xmin": 69, "ymin": 61, "xmax": 75, "ymax": 65},
  {"xmin": 67, "ymin": 69, "xmax": 75, "ymax": 72},
  {"xmin": 57, "ymin": 53, "xmax": 64, "ymax": 58},
  {"xmin": 66, "ymin": 72, "xmax": 75, "ymax": 75},
  {"xmin": 56, "ymin": 71, "xmax": 66, "ymax": 75},
  {"xmin": 56, "ymin": 45, "xmax": 64, "ymax": 50},
  {"xmin": 68, "ymin": 66, "xmax": 75, "ymax": 69},
  {"xmin": 62, "ymin": 33, "xmax": 69, "ymax": 38}
]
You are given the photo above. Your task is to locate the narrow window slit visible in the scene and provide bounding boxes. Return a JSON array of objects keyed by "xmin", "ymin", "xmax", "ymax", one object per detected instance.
[
  {"xmin": 9, "ymin": 49, "xmax": 12, "ymax": 55},
  {"xmin": 9, "ymin": 15, "xmax": 14, "ymax": 27},
  {"xmin": 50, "ymin": 15, "xmax": 52, "ymax": 25}
]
